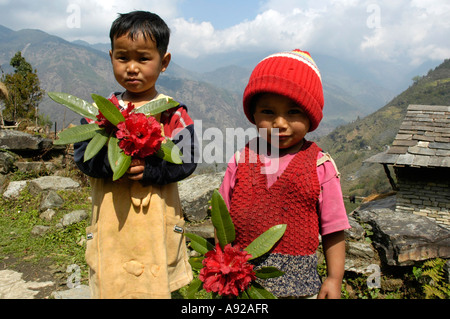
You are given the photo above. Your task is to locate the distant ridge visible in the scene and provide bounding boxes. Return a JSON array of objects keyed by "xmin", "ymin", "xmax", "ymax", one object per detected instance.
[{"xmin": 317, "ymin": 58, "xmax": 450, "ymax": 196}]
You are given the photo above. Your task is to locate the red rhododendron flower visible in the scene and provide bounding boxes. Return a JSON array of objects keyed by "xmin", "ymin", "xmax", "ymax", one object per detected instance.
[
  {"xmin": 116, "ymin": 112, "xmax": 164, "ymax": 158},
  {"xmin": 199, "ymin": 243, "xmax": 255, "ymax": 297}
]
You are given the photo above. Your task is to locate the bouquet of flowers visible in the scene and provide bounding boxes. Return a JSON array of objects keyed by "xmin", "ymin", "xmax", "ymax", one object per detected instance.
[
  {"xmin": 185, "ymin": 190, "xmax": 286, "ymax": 299},
  {"xmin": 48, "ymin": 92, "xmax": 183, "ymax": 180}
]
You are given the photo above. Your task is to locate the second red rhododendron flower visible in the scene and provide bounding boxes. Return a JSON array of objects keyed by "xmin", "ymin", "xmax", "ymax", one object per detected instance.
[
  {"xmin": 116, "ymin": 112, "xmax": 165, "ymax": 158},
  {"xmin": 199, "ymin": 243, "xmax": 256, "ymax": 297}
]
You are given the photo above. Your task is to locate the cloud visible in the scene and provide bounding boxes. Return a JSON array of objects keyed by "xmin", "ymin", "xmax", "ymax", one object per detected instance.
[
  {"xmin": 0, "ymin": 0, "xmax": 181, "ymax": 43},
  {"xmin": 170, "ymin": 7, "xmax": 322, "ymax": 58},
  {"xmin": 170, "ymin": 0, "xmax": 450, "ymax": 66},
  {"xmin": 0, "ymin": 0, "xmax": 448, "ymax": 66},
  {"xmin": 359, "ymin": 0, "xmax": 450, "ymax": 65}
]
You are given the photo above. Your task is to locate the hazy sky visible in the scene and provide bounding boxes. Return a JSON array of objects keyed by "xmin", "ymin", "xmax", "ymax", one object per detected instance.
[{"xmin": 0, "ymin": 0, "xmax": 449, "ymax": 66}]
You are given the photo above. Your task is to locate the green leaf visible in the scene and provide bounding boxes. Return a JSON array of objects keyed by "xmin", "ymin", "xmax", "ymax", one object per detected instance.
[
  {"xmin": 210, "ymin": 189, "xmax": 235, "ymax": 248},
  {"xmin": 133, "ymin": 97, "xmax": 180, "ymax": 116},
  {"xmin": 255, "ymin": 267, "xmax": 285, "ymax": 279},
  {"xmin": 53, "ymin": 123, "xmax": 100, "ymax": 145},
  {"xmin": 186, "ymin": 278, "xmax": 203, "ymax": 299},
  {"xmin": 188, "ymin": 256, "xmax": 205, "ymax": 270},
  {"xmin": 246, "ymin": 282, "xmax": 277, "ymax": 299},
  {"xmin": 84, "ymin": 130, "xmax": 109, "ymax": 162},
  {"xmin": 245, "ymin": 224, "xmax": 286, "ymax": 260},
  {"xmin": 107, "ymin": 136, "xmax": 131, "ymax": 181},
  {"xmin": 237, "ymin": 290, "xmax": 250, "ymax": 299},
  {"xmin": 91, "ymin": 94, "xmax": 125, "ymax": 126},
  {"xmin": 155, "ymin": 138, "xmax": 183, "ymax": 164},
  {"xmin": 184, "ymin": 232, "xmax": 214, "ymax": 255},
  {"xmin": 48, "ymin": 92, "xmax": 98, "ymax": 120}
]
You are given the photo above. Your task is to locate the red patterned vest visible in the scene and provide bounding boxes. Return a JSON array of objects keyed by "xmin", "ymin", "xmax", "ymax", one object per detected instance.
[{"xmin": 229, "ymin": 140, "xmax": 321, "ymax": 256}]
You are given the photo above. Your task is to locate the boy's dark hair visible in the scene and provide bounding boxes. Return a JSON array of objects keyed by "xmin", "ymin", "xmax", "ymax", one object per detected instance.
[{"xmin": 109, "ymin": 11, "xmax": 170, "ymax": 56}]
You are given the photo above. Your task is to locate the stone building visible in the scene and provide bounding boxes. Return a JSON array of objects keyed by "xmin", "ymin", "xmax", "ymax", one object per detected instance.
[{"xmin": 366, "ymin": 104, "xmax": 450, "ymax": 229}]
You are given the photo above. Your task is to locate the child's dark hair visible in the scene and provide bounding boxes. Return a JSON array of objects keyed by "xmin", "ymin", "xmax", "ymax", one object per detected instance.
[{"xmin": 109, "ymin": 11, "xmax": 170, "ymax": 56}]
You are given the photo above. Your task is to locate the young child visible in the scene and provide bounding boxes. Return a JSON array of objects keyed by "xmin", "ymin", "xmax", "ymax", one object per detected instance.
[
  {"xmin": 219, "ymin": 49, "xmax": 350, "ymax": 299},
  {"xmin": 74, "ymin": 11, "xmax": 197, "ymax": 298}
]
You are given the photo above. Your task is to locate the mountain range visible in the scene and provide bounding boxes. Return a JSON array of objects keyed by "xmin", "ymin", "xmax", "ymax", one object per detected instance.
[
  {"xmin": 1, "ymin": 24, "xmax": 447, "ymax": 188},
  {"xmin": 317, "ymin": 58, "xmax": 450, "ymax": 196},
  {"xmin": 2, "ymin": 24, "xmax": 432, "ymax": 134}
]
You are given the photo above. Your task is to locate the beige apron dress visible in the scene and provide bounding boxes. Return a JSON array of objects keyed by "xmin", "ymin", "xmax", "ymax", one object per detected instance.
[{"xmin": 85, "ymin": 105, "xmax": 193, "ymax": 299}]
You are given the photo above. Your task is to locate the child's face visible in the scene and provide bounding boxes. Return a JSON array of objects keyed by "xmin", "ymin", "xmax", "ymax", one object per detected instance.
[
  {"xmin": 253, "ymin": 93, "xmax": 310, "ymax": 154},
  {"xmin": 110, "ymin": 32, "xmax": 171, "ymax": 101}
]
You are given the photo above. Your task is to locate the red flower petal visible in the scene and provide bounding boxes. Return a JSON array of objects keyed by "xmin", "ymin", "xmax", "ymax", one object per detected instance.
[
  {"xmin": 199, "ymin": 244, "xmax": 255, "ymax": 297},
  {"xmin": 116, "ymin": 112, "xmax": 164, "ymax": 158}
]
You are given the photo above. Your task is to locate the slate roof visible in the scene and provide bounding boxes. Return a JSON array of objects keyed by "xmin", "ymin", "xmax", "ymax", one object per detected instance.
[{"xmin": 366, "ymin": 104, "xmax": 450, "ymax": 168}]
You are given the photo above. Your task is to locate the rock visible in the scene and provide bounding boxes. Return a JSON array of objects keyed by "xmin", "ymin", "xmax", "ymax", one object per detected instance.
[
  {"xmin": 353, "ymin": 196, "xmax": 450, "ymax": 266},
  {"xmin": 345, "ymin": 215, "xmax": 365, "ymax": 241},
  {"xmin": 0, "ymin": 269, "xmax": 54, "ymax": 299},
  {"xmin": 56, "ymin": 210, "xmax": 88, "ymax": 228},
  {"xmin": 40, "ymin": 209, "xmax": 56, "ymax": 221},
  {"xmin": 0, "ymin": 130, "xmax": 53, "ymax": 155},
  {"xmin": 15, "ymin": 161, "xmax": 56, "ymax": 174},
  {"xmin": 178, "ymin": 172, "xmax": 224, "ymax": 221},
  {"xmin": 2, "ymin": 180, "xmax": 28, "ymax": 200},
  {"xmin": 381, "ymin": 277, "xmax": 404, "ymax": 292},
  {"xmin": 185, "ymin": 219, "xmax": 215, "ymax": 239},
  {"xmin": 345, "ymin": 241, "xmax": 378, "ymax": 274},
  {"xmin": 31, "ymin": 225, "xmax": 51, "ymax": 236},
  {"xmin": 28, "ymin": 176, "xmax": 80, "ymax": 196},
  {"xmin": 0, "ymin": 174, "xmax": 6, "ymax": 193},
  {"xmin": 40, "ymin": 190, "xmax": 64, "ymax": 211},
  {"xmin": 0, "ymin": 150, "xmax": 16, "ymax": 174},
  {"xmin": 51, "ymin": 285, "xmax": 90, "ymax": 299},
  {"xmin": 359, "ymin": 195, "xmax": 397, "ymax": 211}
]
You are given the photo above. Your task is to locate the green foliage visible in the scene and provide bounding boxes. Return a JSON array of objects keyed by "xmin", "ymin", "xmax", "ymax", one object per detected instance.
[
  {"xmin": 210, "ymin": 189, "xmax": 235, "ymax": 248},
  {"xmin": 47, "ymin": 92, "xmax": 98, "ymax": 120},
  {"xmin": 1, "ymin": 52, "xmax": 45, "ymax": 121},
  {"xmin": 49, "ymin": 92, "xmax": 183, "ymax": 180},
  {"xmin": 185, "ymin": 189, "xmax": 286, "ymax": 299},
  {"xmin": 413, "ymin": 258, "xmax": 450, "ymax": 299},
  {"xmin": 244, "ymin": 224, "xmax": 286, "ymax": 260},
  {"xmin": 0, "ymin": 185, "xmax": 90, "ymax": 284}
]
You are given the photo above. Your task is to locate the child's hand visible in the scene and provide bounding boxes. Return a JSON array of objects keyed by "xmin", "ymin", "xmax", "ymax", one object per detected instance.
[
  {"xmin": 126, "ymin": 158, "xmax": 145, "ymax": 181},
  {"xmin": 317, "ymin": 277, "xmax": 342, "ymax": 299}
]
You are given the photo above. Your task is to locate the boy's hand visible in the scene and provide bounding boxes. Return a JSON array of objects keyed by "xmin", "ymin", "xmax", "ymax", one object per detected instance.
[{"xmin": 126, "ymin": 158, "xmax": 145, "ymax": 181}]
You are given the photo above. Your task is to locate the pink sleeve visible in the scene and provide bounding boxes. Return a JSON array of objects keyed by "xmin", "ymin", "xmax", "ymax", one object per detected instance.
[
  {"xmin": 219, "ymin": 154, "xmax": 238, "ymax": 210},
  {"xmin": 317, "ymin": 153, "xmax": 351, "ymax": 236}
]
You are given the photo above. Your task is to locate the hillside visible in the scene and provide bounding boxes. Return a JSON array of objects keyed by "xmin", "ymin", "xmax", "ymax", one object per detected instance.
[
  {"xmin": 1, "ymin": 25, "xmax": 404, "ymax": 137},
  {"xmin": 316, "ymin": 58, "xmax": 450, "ymax": 196},
  {"xmin": 0, "ymin": 26, "xmax": 245, "ymax": 133},
  {"xmin": 2, "ymin": 25, "xmax": 445, "ymax": 169}
]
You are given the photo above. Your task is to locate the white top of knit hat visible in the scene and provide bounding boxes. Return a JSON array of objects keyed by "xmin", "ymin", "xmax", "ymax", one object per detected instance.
[{"xmin": 261, "ymin": 50, "xmax": 322, "ymax": 82}]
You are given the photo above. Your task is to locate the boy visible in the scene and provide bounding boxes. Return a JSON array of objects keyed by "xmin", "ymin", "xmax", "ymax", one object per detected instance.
[{"xmin": 74, "ymin": 11, "xmax": 197, "ymax": 298}]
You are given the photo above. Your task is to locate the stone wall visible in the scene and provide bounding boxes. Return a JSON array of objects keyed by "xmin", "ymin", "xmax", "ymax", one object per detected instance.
[{"xmin": 394, "ymin": 166, "xmax": 450, "ymax": 229}]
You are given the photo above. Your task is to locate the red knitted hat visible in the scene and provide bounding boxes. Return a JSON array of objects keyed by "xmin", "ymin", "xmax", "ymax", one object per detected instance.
[{"xmin": 243, "ymin": 49, "xmax": 324, "ymax": 132}]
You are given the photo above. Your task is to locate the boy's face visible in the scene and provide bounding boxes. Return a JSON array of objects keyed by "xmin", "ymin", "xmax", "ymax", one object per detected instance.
[
  {"xmin": 110, "ymin": 32, "xmax": 171, "ymax": 101},
  {"xmin": 253, "ymin": 93, "xmax": 310, "ymax": 154}
]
